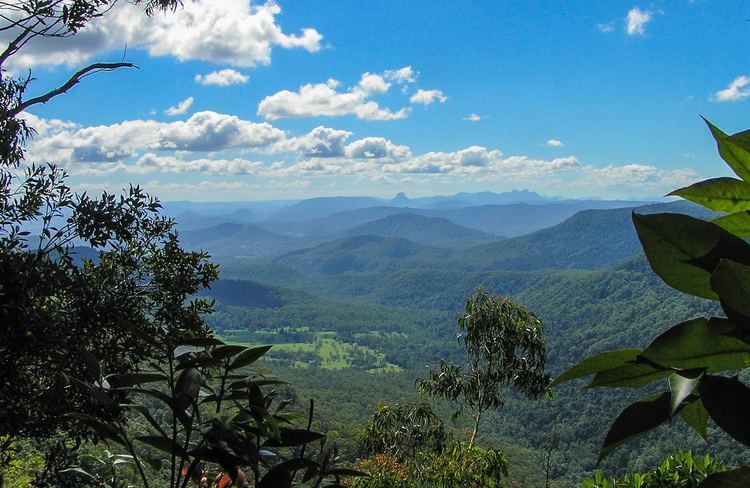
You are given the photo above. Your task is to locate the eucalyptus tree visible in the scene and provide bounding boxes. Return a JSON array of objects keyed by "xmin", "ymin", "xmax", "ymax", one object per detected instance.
[{"xmin": 419, "ymin": 288, "xmax": 550, "ymax": 448}]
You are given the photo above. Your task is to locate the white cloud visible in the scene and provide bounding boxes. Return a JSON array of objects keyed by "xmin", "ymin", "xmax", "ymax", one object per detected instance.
[
  {"xmin": 713, "ymin": 76, "xmax": 750, "ymax": 102},
  {"xmin": 345, "ymin": 137, "xmax": 411, "ymax": 160},
  {"xmin": 463, "ymin": 113, "xmax": 482, "ymax": 122},
  {"xmin": 195, "ymin": 69, "xmax": 249, "ymax": 86},
  {"xmin": 257, "ymin": 70, "xmax": 412, "ymax": 121},
  {"xmin": 625, "ymin": 7, "xmax": 652, "ymax": 36},
  {"xmin": 384, "ymin": 66, "xmax": 417, "ymax": 84},
  {"xmin": 5, "ymin": 0, "xmax": 323, "ymax": 69},
  {"xmin": 25, "ymin": 111, "xmax": 285, "ymax": 165},
  {"xmin": 546, "ymin": 139, "xmax": 564, "ymax": 147},
  {"xmin": 580, "ymin": 163, "xmax": 699, "ymax": 191},
  {"xmin": 164, "ymin": 97, "xmax": 194, "ymax": 116},
  {"xmin": 409, "ymin": 89, "xmax": 448, "ymax": 106},
  {"xmin": 596, "ymin": 21, "xmax": 615, "ymax": 33},
  {"xmin": 290, "ymin": 126, "xmax": 352, "ymax": 158},
  {"xmin": 133, "ymin": 153, "xmax": 263, "ymax": 175}
]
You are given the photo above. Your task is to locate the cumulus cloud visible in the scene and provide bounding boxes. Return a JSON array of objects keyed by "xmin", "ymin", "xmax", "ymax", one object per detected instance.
[
  {"xmin": 546, "ymin": 139, "xmax": 564, "ymax": 147},
  {"xmin": 290, "ymin": 126, "xmax": 352, "ymax": 158},
  {"xmin": 345, "ymin": 137, "xmax": 411, "ymax": 160},
  {"xmin": 5, "ymin": 0, "xmax": 323, "ymax": 69},
  {"xmin": 409, "ymin": 89, "xmax": 448, "ymax": 106},
  {"xmin": 580, "ymin": 163, "xmax": 699, "ymax": 191},
  {"xmin": 134, "ymin": 153, "xmax": 263, "ymax": 175},
  {"xmin": 164, "ymin": 97, "xmax": 194, "ymax": 116},
  {"xmin": 25, "ymin": 111, "xmax": 285, "ymax": 166},
  {"xmin": 257, "ymin": 71, "xmax": 413, "ymax": 121},
  {"xmin": 713, "ymin": 76, "xmax": 750, "ymax": 102},
  {"xmin": 625, "ymin": 7, "xmax": 652, "ymax": 36},
  {"xmin": 195, "ymin": 69, "xmax": 249, "ymax": 86},
  {"xmin": 384, "ymin": 66, "xmax": 417, "ymax": 84},
  {"xmin": 463, "ymin": 113, "xmax": 482, "ymax": 122}
]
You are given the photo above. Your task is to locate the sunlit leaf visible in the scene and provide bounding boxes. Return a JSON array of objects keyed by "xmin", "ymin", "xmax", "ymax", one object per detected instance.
[{"xmin": 670, "ymin": 177, "xmax": 750, "ymax": 212}]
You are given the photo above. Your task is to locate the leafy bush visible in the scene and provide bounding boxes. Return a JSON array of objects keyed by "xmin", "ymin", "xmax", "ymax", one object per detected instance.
[{"xmin": 584, "ymin": 450, "xmax": 725, "ymax": 488}]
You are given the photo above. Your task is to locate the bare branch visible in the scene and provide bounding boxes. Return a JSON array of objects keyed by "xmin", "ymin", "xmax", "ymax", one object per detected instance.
[{"xmin": 9, "ymin": 62, "xmax": 137, "ymax": 116}]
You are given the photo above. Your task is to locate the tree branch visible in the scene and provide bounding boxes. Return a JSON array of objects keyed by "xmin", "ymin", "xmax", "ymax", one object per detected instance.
[{"xmin": 9, "ymin": 62, "xmax": 137, "ymax": 117}]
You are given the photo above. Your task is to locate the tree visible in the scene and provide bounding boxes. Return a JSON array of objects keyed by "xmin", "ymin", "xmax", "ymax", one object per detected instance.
[
  {"xmin": 0, "ymin": 0, "xmax": 208, "ymax": 478},
  {"xmin": 554, "ymin": 118, "xmax": 750, "ymax": 485},
  {"xmin": 419, "ymin": 288, "xmax": 550, "ymax": 448}
]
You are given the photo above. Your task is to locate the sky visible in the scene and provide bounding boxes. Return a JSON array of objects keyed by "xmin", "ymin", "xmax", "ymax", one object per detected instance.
[{"xmin": 8, "ymin": 0, "xmax": 750, "ymax": 201}]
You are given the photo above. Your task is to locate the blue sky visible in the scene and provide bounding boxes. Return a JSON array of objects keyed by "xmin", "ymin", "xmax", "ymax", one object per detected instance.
[{"xmin": 11, "ymin": 0, "xmax": 750, "ymax": 201}]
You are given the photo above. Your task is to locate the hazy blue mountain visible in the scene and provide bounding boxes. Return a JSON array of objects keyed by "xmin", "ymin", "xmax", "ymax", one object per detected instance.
[
  {"xmin": 267, "ymin": 196, "xmax": 385, "ymax": 221},
  {"xmin": 276, "ymin": 235, "xmax": 452, "ymax": 275},
  {"xmin": 339, "ymin": 213, "xmax": 499, "ymax": 248},
  {"xmin": 258, "ymin": 200, "xmax": 650, "ymax": 238},
  {"xmin": 180, "ymin": 222, "xmax": 323, "ymax": 259}
]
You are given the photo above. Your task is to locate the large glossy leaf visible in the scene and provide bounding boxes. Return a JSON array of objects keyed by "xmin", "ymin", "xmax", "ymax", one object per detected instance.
[
  {"xmin": 587, "ymin": 362, "xmax": 669, "ymax": 389},
  {"xmin": 699, "ymin": 375, "xmax": 750, "ymax": 446},
  {"xmin": 700, "ymin": 467, "xmax": 750, "ymax": 488},
  {"xmin": 633, "ymin": 212, "xmax": 750, "ymax": 299},
  {"xmin": 710, "ymin": 259, "xmax": 750, "ymax": 330},
  {"xmin": 552, "ymin": 349, "xmax": 640, "ymax": 386},
  {"xmin": 704, "ymin": 118, "xmax": 750, "ymax": 181},
  {"xmin": 599, "ymin": 392, "xmax": 671, "ymax": 463},
  {"xmin": 713, "ymin": 211, "xmax": 750, "ymax": 237},
  {"xmin": 679, "ymin": 398, "xmax": 709, "ymax": 441},
  {"xmin": 668, "ymin": 371, "xmax": 702, "ymax": 415},
  {"xmin": 669, "ymin": 177, "xmax": 750, "ymax": 212},
  {"xmin": 639, "ymin": 317, "xmax": 750, "ymax": 371}
]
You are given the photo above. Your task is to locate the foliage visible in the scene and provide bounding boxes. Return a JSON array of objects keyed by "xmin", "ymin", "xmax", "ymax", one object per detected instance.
[
  {"xmin": 359, "ymin": 402, "xmax": 447, "ymax": 462},
  {"xmin": 554, "ymin": 119, "xmax": 750, "ymax": 483},
  {"xmin": 584, "ymin": 450, "xmax": 726, "ymax": 488},
  {"xmin": 66, "ymin": 333, "xmax": 362, "ymax": 487},
  {"xmin": 349, "ymin": 442, "xmax": 508, "ymax": 488},
  {"xmin": 419, "ymin": 288, "xmax": 550, "ymax": 447}
]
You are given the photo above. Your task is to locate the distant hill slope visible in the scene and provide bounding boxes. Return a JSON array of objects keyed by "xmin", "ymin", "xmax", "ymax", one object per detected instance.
[
  {"xmin": 268, "ymin": 196, "xmax": 384, "ymax": 221},
  {"xmin": 339, "ymin": 213, "xmax": 499, "ymax": 248},
  {"xmin": 464, "ymin": 200, "xmax": 714, "ymax": 271},
  {"xmin": 276, "ymin": 235, "xmax": 452, "ymax": 275},
  {"xmin": 259, "ymin": 200, "xmax": 650, "ymax": 238},
  {"xmin": 180, "ymin": 222, "xmax": 323, "ymax": 259}
]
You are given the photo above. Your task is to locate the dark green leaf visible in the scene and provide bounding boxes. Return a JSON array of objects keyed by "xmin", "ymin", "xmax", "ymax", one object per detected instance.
[
  {"xmin": 679, "ymin": 398, "xmax": 709, "ymax": 442},
  {"xmin": 106, "ymin": 372, "xmax": 166, "ymax": 388},
  {"xmin": 713, "ymin": 211, "xmax": 750, "ymax": 237},
  {"xmin": 633, "ymin": 212, "xmax": 750, "ymax": 299},
  {"xmin": 552, "ymin": 349, "xmax": 640, "ymax": 386},
  {"xmin": 263, "ymin": 428, "xmax": 325, "ymax": 447},
  {"xmin": 640, "ymin": 317, "xmax": 750, "ymax": 371},
  {"xmin": 135, "ymin": 436, "xmax": 187, "ymax": 457},
  {"xmin": 699, "ymin": 375, "xmax": 750, "ymax": 446},
  {"xmin": 257, "ymin": 469, "xmax": 293, "ymax": 488},
  {"xmin": 670, "ymin": 177, "xmax": 750, "ymax": 212},
  {"xmin": 704, "ymin": 117, "xmax": 750, "ymax": 181},
  {"xmin": 587, "ymin": 362, "xmax": 669, "ymax": 389},
  {"xmin": 174, "ymin": 367, "xmax": 201, "ymax": 408},
  {"xmin": 699, "ymin": 467, "xmax": 750, "ymax": 488},
  {"xmin": 65, "ymin": 413, "xmax": 123, "ymax": 444},
  {"xmin": 229, "ymin": 345, "xmax": 272, "ymax": 370},
  {"xmin": 598, "ymin": 393, "xmax": 671, "ymax": 463},
  {"xmin": 711, "ymin": 259, "xmax": 750, "ymax": 330},
  {"xmin": 212, "ymin": 344, "xmax": 247, "ymax": 359}
]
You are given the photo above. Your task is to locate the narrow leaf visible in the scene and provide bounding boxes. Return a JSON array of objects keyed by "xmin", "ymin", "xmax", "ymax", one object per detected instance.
[
  {"xmin": 135, "ymin": 436, "xmax": 187, "ymax": 457},
  {"xmin": 229, "ymin": 345, "xmax": 272, "ymax": 370}
]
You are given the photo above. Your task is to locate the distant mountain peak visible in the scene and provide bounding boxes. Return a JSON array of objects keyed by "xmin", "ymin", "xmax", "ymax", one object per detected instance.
[{"xmin": 390, "ymin": 192, "xmax": 410, "ymax": 204}]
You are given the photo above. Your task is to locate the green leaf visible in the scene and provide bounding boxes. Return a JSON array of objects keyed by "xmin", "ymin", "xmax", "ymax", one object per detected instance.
[
  {"xmin": 633, "ymin": 212, "xmax": 750, "ymax": 299},
  {"xmin": 639, "ymin": 317, "xmax": 750, "ymax": 372},
  {"xmin": 106, "ymin": 372, "xmax": 166, "ymax": 388},
  {"xmin": 552, "ymin": 349, "xmax": 640, "ymax": 386},
  {"xmin": 263, "ymin": 428, "xmax": 325, "ymax": 447},
  {"xmin": 699, "ymin": 467, "xmax": 750, "ymax": 488},
  {"xmin": 703, "ymin": 117, "xmax": 750, "ymax": 181},
  {"xmin": 65, "ymin": 413, "xmax": 123, "ymax": 444},
  {"xmin": 587, "ymin": 362, "xmax": 669, "ymax": 389},
  {"xmin": 174, "ymin": 367, "xmax": 201, "ymax": 409},
  {"xmin": 135, "ymin": 436, "xmax": 187, "ymax": 457},
  {"xmin": 58, "ymin": 467, "xmax": 97, "ymax": 481},
  {"xmin": 668, "ymin": 370, "xmax": 702, "ymax": 415},
  {"xmin": 710, "ymin": 259, "xmax": 750, "ymax": 329},
  {"xmin": 212, "ymin": 344, "xmax": 248, "ymax": 359},
  {"xmin": 670, "ymin": 177, "xmax": 750, "ymax": 212},
  {"xmin": 598, "ymin": 393, "xmax": 671, "ymax": 464},
  {"xmin": 229, "ymin": 345, "xmax": 272, "ymax": 370},
  {"xmin": 173, "ymin": 345, "xmax": 204, "ymax": 357},
  {"xmin": 699, "ymin": 375, "xmax": 750, "ymax": 446},
  {"xmin": 679, "ymin": 399, "xmax": 709, "ymax": 442},
  {"xmin": 713, "ymin": 211, "xmax": 750, "ymax": 237}
]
